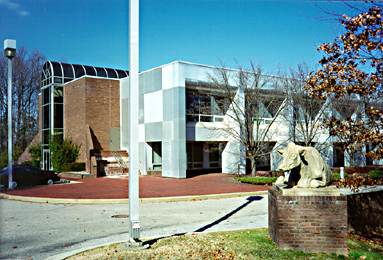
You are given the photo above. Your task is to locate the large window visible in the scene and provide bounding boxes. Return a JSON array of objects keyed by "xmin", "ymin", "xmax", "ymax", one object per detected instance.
[
  {"xmin": 187, "ymin": 142, "xmax": 203, "ymax": 169},
  {"xmin": 186, "ymin": 92, "xmax": 227, "ymax": 123},
  {"xmin": 186, "ymin": 142, "xmax": 222, "ymax": 169}
]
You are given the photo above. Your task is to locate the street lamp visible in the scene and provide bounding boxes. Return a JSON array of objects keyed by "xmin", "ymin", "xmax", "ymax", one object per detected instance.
[
  {"xmin": 4, "ymin": 39, "xmax": 16, "ymax": 190},
  {"xmin": 117, "ymin": 0, "xmax": 148, "ymax": 250}
]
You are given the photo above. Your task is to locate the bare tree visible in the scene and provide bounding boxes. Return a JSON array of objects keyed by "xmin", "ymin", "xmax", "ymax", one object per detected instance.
[
  {"xmin": 0, "ymin": 46, "xmax": 46, "ymax": 168},
  {"xmin": 187, "ymin": 61, "xmax": 286, "ymax": 176},
  {"xmin": 278, "ymin": 62, "xmax": 330, "ymax": 149}
]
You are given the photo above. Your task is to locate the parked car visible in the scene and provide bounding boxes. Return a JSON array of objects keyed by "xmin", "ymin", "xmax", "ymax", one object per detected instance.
[{"xmin": 0, "ymin": 164, "xmax": 60, "ymax": 189}]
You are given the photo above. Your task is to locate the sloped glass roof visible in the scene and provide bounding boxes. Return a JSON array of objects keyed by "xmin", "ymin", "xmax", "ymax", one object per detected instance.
[{"xmin": 41, "ymin": 61, "xmax": 129, "ymax": 87}]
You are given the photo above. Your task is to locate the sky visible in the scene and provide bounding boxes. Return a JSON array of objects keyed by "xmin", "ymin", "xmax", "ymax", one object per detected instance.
[{"xmin": 0, "ymin": 0, "xmax": 363, "ymax": 74}]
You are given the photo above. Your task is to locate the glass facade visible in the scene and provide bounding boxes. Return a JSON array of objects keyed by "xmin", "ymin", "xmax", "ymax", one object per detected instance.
[{"xmin": 40, "ymin": 61, "xmax": 128, "ymax": 170}]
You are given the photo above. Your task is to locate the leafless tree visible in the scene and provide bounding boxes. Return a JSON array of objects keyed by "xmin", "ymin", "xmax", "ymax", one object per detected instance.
[
  {"xmin": 0, "ymin": 46, "xmax": 46, "ymax": 167},
  {"xmin": 278, "ymin": 62, "xmax": 330, "ymax": 149},
  {"xmin": 187, "ymin": 61, "xmax": 287, "ymax": 176}
]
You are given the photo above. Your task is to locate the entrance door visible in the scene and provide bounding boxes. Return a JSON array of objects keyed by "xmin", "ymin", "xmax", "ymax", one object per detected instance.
[{"xmin": 42, "ymin": 149, "xmax": 51, "ymax": 170}]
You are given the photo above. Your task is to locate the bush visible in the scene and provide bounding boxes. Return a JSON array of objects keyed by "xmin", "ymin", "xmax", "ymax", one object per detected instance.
[
  {"xmin": 0, "ymin": 146, "xmax": 23, "ymax": 169},
  {"xmin": 369, "ymin": 170, "xmax": 383, "ymax": 180},
  {"xmin": 49, "ymin": 136, "xmax": 81, "ymax": 173},
  {"xmin": 332, "ymin": 172, "xmax": 348, "ymax": 180},
  {"xmin": 25, "ymin": 142, "xmax": 42, "ymax": 168},
  {"xmin": 62, "ymin": 162, "xmax": 85, "ymax": 172},
  {"xmin": 28, "ymin": 142, "xmax": 41, "ymax": 161},
  {"xmin": 236, "ymin": 176, "xmax": 277, "ymax": 185}
]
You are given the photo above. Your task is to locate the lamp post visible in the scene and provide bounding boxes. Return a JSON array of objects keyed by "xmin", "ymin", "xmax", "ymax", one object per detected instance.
[
  {"xmin": 118, "ymin": 0, "xmax": 148, "ymax": 250},
  {"xmin": 4, "ymin": 39, "xmax": 16, "ymax": 190}
]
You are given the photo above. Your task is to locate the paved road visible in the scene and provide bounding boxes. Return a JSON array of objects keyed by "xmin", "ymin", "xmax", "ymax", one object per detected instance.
[{"xmin": 0, "ymin": 195, "xmax": 268, "ymax": 260}]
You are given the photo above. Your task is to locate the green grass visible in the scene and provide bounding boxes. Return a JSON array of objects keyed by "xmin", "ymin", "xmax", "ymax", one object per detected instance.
[
  {"xmin": 68, "ymin": 229, "xmax": 383, "ymax": 260},
  {"xmin": 236, "ymin": 176, "xmax": 277, "ymax": 185}
]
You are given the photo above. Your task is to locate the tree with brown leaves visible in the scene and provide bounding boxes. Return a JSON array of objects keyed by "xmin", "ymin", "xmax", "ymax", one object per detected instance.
[{"xmin": 307, "ymin": 5, "xmax": 383, "ymax": 166}]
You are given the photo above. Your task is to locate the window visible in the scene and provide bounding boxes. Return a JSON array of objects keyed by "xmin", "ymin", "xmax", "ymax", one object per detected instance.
[
  {"xmin": 42, "ymin": 88, "xmax": 50, "ymax": 105},
  {"xmin": 186, "ymin": 92, "xmax": 227, "ymax": 123},
  {"xmin": 96, "ymin": 67, "xmax": 107, "ymax": 77},
  {"xmin": 209, "ymin": 143, "xmax": 220, "ymax": 168},
  {"xmin": 152, "ymin": 142, "xmax": 162, "ymax": 170},
  {"xmin": 84, "ymin": 66, "xmax": 96, "ymax": 76},
  {"xmin": 73, "ymin": 65, "xmax": 85, "ymax": 78},
  {"xmin": 186, "ymin": 142, "xmax": 204, "ymax": 169},
  {"xmin": 106, "ymin": 68, "xmax": 117, "ymax": 78}
]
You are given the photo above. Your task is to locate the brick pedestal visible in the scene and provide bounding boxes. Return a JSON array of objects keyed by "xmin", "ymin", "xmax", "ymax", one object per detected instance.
[{"xmin": 268, "ymin": 186, "xmax": 348, "ymax": 255}]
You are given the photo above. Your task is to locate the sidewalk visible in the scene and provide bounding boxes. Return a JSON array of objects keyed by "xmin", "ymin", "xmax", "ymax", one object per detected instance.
[{"xmin": 0, "ymin": 173, "xmax": 269, "ymax": 203}]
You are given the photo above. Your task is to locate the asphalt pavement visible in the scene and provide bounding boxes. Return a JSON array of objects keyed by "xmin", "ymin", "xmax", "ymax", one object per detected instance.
[{"xmin": 0, "ymin": 173, "xmax": 270, "ymax": 260}]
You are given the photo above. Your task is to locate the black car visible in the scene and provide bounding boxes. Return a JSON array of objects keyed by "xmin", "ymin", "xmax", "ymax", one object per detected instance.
[{"xmin": 0, "ymin": 164, "xmax": 60, "ymax": 189}]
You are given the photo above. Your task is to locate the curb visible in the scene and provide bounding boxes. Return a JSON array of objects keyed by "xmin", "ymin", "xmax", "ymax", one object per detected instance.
[{"xmin": 0, "ymin": 191, "xmax": 268, "ymax": 204}]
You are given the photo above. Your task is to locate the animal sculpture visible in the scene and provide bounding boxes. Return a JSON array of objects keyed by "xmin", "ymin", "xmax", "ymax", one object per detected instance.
[{"xmin": 276, "ymin": 143, "xmax": 333, "ymax": 188}]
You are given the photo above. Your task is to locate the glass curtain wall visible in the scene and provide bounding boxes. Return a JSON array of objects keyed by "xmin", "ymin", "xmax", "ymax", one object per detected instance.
[{"xmin": 41, "ymin": 63, "xmax": 66, "ymax": 170}]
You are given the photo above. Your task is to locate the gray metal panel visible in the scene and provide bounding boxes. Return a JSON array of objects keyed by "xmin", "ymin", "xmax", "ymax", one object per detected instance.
[
  {"xmin": 139, "ymin": 73, "xmax": 145, "ymax": 95},
  {"xmin": 162, "ymin": 88, "xmax": 174, "ymax": 121},
  {"xmin": 163, "ymin": 87, "xmax": 186, "ymax": 121},
  {"xmin": 173, "ymin": 86, "xmax": 186, "ymax": 120},
  {"xmin": 152, "ymin": 68, "xmax": 162, "ymax": 92},
  {"xmin": 162, "ymin": 121, "xmax": 173, "ymax": 141},
  {"xmin": 173, "ymin": 118, "xmax": 186, "ymax": 142},
  {"xmin": 173, "ymin": 140, "xmax": 187, "ymax": 177},
  {"xmin": 161, "ymin": 141, "xmax": 172, "ymax": 177},
  {"xmin": 144, "ymin": 72, "xmax": 153, "ymax": 94},
  {"xmin": 120, "ymin": 97, "xmax": 130, "ymax": 150},
  {"xmin": 139, "ymin": 142, "xmax": 147, "ymax": 175},
  {"xmin": 162, "ymin": 140, "xmax": 186, "ymax": 178},
  {"xmin": 145, "ymin": 122, "xmax": 163, "ymax": 141},
  {"xmin": 139, "ymin": 94, "xmax": 144, "ymax": 124},
  {"xmin": 109, "ymin": 127, "xmax": 120, "ymax": 150}
]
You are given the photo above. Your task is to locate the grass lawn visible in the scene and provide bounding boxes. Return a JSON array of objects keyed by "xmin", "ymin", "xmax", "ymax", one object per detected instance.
[
  {"xmin": 236, "ymin": 176, "xmax": 277, "ymax": 185},
  {"xmin": 67, "ymin": 228, "xmax": 383, "ymax": 260}
]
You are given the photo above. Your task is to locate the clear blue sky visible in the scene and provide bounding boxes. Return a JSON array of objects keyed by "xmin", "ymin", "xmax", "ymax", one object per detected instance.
[{"xmin": 0, "ymin": 0, "xmax": 359, "ymax": 73}]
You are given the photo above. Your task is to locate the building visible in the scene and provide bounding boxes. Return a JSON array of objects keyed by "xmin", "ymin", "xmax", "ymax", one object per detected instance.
[
  {"xmin": 39, "ymin": 61, "xmax": 128, "ymax": 176},
  {"xmin": 20, "ymin": 60, "xmax": 381, "ymax": 178},
  {"xmin": 123, "ymin": 61, "xmax": 382, "ymax": 178}
]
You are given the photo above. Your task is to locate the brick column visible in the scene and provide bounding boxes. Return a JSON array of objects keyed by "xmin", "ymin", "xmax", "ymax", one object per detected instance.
[{"xmin": 268, "ymin": 186, "xmax": 348, "ymax": 255}]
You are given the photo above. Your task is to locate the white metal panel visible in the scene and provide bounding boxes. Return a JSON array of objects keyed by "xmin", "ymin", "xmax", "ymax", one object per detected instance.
[{"xmin": 144, "ymin": 90, "xmax": 163, "ymax": 123}]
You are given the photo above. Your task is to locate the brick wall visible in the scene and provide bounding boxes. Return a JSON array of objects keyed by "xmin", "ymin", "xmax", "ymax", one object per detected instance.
[
  {"xmin": 347, "ymin": 190, "xmax": 383, "ymax": 235},
  {"xmin": 64, "ymin": 76, "xmax": 120, "ymax": 176},
  {"xmin": 65, "ymin": 77, "xmax": 86, "ymax": 163},
  {"xmin": 268, "ymin": 186, "xmax": 348, "ymax": 255}
]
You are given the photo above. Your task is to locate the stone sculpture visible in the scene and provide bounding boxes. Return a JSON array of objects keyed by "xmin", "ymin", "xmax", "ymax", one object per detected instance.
[{"xmin": 276, "ymin": 143, "xmax": 333, "ymax": 188}]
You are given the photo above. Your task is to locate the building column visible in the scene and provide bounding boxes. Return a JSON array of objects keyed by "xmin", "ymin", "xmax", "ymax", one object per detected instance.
[{"xmin": 222, "ymin": 139, "xmax": 241, "ymax": 174}]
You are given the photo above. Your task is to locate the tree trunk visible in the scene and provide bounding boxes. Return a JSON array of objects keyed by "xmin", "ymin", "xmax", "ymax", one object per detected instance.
[
  {"xmin": 251, "ymin": 158, "xmax": 257, "ymax": 177},
  {"xmin": 350, "ymin": 153, "xmax": 354, "ymax": 168}
]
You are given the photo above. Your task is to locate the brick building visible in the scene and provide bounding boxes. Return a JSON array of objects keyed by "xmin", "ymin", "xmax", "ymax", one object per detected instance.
[{"xmin": 38, "ymin": 61, "xmax": 128, "ymax": 176}]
